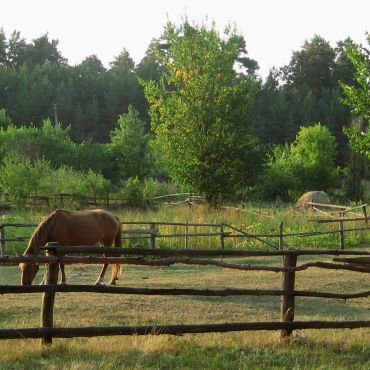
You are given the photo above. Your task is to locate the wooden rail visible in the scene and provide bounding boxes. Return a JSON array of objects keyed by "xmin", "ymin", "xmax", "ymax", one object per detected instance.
[{"xmin": 0, "ymin": 245, "xmax": 369, "ymax": 345}]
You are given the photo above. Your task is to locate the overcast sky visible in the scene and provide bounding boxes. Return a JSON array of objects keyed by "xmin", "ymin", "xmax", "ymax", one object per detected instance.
[{"xmin": 1, "ymin": 0, "xmax": 369, "ymax": 78}]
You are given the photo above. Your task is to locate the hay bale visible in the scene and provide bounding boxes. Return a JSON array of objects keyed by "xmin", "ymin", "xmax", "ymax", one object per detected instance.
[{"xmin": 296, "ymin": 191, "xmax": 330, "ymax": 208}]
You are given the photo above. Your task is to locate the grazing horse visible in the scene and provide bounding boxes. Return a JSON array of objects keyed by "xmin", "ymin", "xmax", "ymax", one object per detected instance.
[{"xmin": 19, "ymin": 209, "xmax": 122, "ymax": 286}]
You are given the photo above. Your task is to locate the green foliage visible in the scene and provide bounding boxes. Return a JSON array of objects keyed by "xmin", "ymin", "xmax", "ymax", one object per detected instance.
[
  {"xmin": 0, "ymin": 108, "xmax": 12, "ymax": 128},
  {"xmin": 0, "ymin": 155, "xmax": 110, "ymax": 204},
  {"xmin": 142, "ymin": 178, "xmax": 179, "ymax": 199},
  {"xmin": 0, "ymin": 155, "xmax": 52, "ymax": 203},
  {"xmin": 340, "ymin": 42, "xmax": 370, "ymax": 158},
  {"xmin": 0, "ymin": 119, "xmax": 75, "ymax": 167},
  {"xmin": 109, "ymin": 106, "xmax": 153, "ymax": 180},
  {"xmin": 255, "ymin": 144, "xmax": 296, "ymax": 200},
  {"xmin": 256, "ymin": 124, "xmax": 339, "ymax": 199},
  {"xmin": 143, "ymin": 21, "xmax": 262, "ymax": 203},
  {"xmin": 118, "ymin": 177, "xmax": 145, "ymax": 207},
  {"xmin": 290, "ymin": 123, "xmax": 339, "ymax": 190}
]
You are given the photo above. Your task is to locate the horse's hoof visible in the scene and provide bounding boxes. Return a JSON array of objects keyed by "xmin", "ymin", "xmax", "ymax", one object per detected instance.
[
  {"xmin": 95, "ymin": 281, "xmax": 105, "ymax": 286},
  {"xmin": 59, "ymin": 281, "xmax": 66, "ymax": 285}
]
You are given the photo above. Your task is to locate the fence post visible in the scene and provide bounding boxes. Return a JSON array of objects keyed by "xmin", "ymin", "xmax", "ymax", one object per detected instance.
[
  {"xmin": 363, "ymin": 205, "xmax": 368, "ymax": 224},
  {"xmin": 220, "ymin": 225, "xmax": 225, "ymax": 249},
  {"xmin": 150, "ymin": 222, "xmax": 156, "ymax": 249},
  {"xmin": 338, "ymin": 212, "xmax": 345, "ymax": 249},
  {"xmin": 0, "ymin": 225, "xmax": 5, "ymax": 256},
  {"xmin": 280, "ymin": 253, "xmax": 297, "ymax": 340},
  {"xmin": 185, "ymin": 221, "xmax": 189, "ymax": 249},
  {"xmin": 278, "ymin": 222, "xmax": 283, "ymax": 250},
  {"xmin": 40, "ymin": 242, "xmax": 59, "ymax": 345}
]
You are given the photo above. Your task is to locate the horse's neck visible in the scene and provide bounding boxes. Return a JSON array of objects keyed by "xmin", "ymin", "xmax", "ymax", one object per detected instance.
[{"xmin": 24, "ymin": 227, "xmax": 49, "ymax": 256}]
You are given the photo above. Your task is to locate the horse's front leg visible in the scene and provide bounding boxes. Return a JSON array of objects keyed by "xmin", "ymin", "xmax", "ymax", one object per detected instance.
[
  {"xmin": 59, "ymin": 263, "xmax": 66, "ymax": 284},
  {"xmin": 95, "ymin": 264, "xmax": 108, "ymax": 285}
]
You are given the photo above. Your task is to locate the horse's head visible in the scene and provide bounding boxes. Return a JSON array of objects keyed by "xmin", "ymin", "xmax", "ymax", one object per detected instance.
[{"xmin": 19, "ymin": 262, "xmax": 39, "ymax": 285}]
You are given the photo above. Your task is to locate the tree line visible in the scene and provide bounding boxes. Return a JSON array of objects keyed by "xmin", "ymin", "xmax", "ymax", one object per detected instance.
[{"xmin": 0, "ymin": 21, "xmax": 369, "ymax": 205}]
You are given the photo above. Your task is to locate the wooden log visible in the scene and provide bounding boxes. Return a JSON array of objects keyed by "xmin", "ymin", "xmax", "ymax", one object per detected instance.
[
  {"xmin": 280, "ymin": 254, "xmax": 297, "ymax": 339},
  {"xmin": 40, "ymin": 244, "xmax": 59, "ymax": 345},
  {"xmin": 314, "ymin": 216, "xmax": 368, "ymax": 223},
  {"xmin": 0, "ymin": 320, "xmax": 369, "ymax": 340},
  {"xmin": 333, "ymin": 257, "xmax": 370, "ymax": 265},
  {"xmin": 1, "ymin": 285, "xmax": 369, "ymax": 300},
  {"xmin": 2, "ymin": 255, "xmax": 370, "ymax": 273}
]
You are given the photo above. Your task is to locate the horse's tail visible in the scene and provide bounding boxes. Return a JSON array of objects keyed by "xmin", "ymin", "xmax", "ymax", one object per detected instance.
[{"xmin": 112, "ymin": 219, "xmax": 123, "ymax": 279}]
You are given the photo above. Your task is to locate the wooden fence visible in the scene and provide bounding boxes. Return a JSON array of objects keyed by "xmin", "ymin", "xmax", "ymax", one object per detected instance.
[
  {"xmin": 1, "ymin": 210, "xmax": 369, "ymax": 255},
  {"xmin": 0, "ymin": 244, "xmax": 369, "ymax": 345}
]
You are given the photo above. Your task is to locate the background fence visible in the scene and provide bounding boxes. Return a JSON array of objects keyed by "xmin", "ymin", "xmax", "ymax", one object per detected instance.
[
  {"xmin": 0, "ymin": 244, "xmax": 369, "ymax": 345},
  {"xmin": 1, "ymin": 205, "xmax": 369, "ymax": 255}
]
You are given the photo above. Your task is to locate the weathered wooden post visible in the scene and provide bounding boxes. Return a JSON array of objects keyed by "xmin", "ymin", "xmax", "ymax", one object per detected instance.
[
  {"xmin": 150, "ymin": 222, "xmax": 156, "ymax": 249},
  {"xmin": 220, "ymin": 225, "xmax": 225, "ymax": 249},
  {"xmin": 185, "ymin": 221, "xmax": 189, "ymax": 249},
  {"xmin": 280, "ymin": 252, "xmax": 297, "ymax": 340},
  {"xmin": 363, "ymin": 205, "xmax": 368, "ymax": 224},
  {"xmin": 278, "ymin": 222, "xmax": 284, "ymax": 250},
  {"xmin": 0, "ymin": 224, "xmax": 5, "ymax": 256},
  {"xmin": 338, "ymin": 212, "xmax": 345, "ymax": 249},
  {"xmin": 40, "ymin": 242, "xmax": 59, "ymax": 345}
]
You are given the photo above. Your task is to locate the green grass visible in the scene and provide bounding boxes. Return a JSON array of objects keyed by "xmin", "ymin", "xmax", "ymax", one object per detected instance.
[
  {"xmin": 1, "ymin": 253, "xmax": 369, "ymax": 369},
  {"xmin": 0, "ymin": 205, "xmax": 369, "ymax": 369}
]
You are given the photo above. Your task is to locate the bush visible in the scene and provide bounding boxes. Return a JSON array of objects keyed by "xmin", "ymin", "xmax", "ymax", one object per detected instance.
[
  {"xmin": 119, "ymin": 177, "xmax": 145, "ymax": 207},
  {"xmin": 0, "ymin": 155, "xmax": 111, "ymax": 205}
]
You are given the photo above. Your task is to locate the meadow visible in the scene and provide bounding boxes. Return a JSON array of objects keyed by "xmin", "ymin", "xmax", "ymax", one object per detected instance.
[{"xmin": 0, "ymin": 204, "xmax": 369, "ymax": 369}]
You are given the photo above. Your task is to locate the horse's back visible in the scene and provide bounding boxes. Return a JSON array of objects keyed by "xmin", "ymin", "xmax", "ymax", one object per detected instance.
[{"xmin": 51, "ymin": 209, "xmax": 120, "ymax": 246}]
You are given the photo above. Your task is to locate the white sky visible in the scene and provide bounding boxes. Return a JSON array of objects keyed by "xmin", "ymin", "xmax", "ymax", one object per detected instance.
[{"xmin": 1, "ymin": 0, "xmax": 369, "ymax": 78}]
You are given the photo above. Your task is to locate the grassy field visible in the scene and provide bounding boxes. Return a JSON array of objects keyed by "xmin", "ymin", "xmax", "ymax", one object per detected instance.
[{"xmin": 0, "ymin": 205, "xmax": 369, "ymax": 369}]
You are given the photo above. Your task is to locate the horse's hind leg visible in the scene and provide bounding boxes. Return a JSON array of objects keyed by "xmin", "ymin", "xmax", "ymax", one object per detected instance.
[
  {"xmin": 59, "ymin": 263, "xmax": 66, "ymax": 284},
  {"xmin": 95, "ymin": 263, "xmax": 108, "ymax": 285}
]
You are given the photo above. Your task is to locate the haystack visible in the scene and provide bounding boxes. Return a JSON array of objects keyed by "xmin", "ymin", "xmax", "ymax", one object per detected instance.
[{"xmin": 296, "ymin": 191, "xmax": 330, "ymax": 208}]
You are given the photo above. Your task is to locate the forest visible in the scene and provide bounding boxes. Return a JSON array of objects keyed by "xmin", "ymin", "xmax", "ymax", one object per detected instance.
[{"xmin": 0, "ymin": 21, "xmax": 369, "ymax": 205}]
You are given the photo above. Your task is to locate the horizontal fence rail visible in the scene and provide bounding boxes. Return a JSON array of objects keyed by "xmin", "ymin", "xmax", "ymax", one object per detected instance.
[
  {"xmin": 1, "ymin": 284, "xmax": 369, "ymax": 300},
  {"xmin": 1, "ymin": 244, "xmax": 369, "ymax": 345},
  {"xmin": 1, "ymin": 321, "xmax": 370, "ymax": 340}
]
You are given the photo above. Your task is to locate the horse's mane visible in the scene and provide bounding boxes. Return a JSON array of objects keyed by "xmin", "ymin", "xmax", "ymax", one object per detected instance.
[{"xmin": 23, "ymin": 210, "xmax": 58, "ymax": 255}]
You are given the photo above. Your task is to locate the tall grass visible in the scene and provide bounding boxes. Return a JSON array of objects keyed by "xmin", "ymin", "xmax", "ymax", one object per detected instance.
[{"xmin": 2, "ymin": 204, "xmax": 369, "ymax": 255}]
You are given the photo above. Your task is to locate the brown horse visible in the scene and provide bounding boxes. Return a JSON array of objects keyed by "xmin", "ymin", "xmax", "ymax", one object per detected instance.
[{"xmin": 19, "ymin": 209, "xmax": 123, "ymax": 286}]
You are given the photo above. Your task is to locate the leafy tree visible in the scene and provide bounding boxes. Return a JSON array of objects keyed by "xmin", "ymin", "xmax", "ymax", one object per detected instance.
[
  {"xmin": 0, "ymin": 28, "xmax": 7, "ymax": 65},
  {"xmin": 256, "ymin": 124, "xmax": 339, "ymax": 199},
  {"xmin": 6, "ymin": 30, "xmax": 27, "ymax": 68},
  {"xmin": 0, "ymin": 119, "xmax": 76, "ymax": 167},
  {"xmin": 104, "ymin": 49, "xmax": 143, "ymax": 132},
  {"xmin": 23, "ymin": 34, "xmax": 67, "ymax": 66},
  {"xmin": 282, "ymin": 35, "xmax": 336, "ymax": 95},
  {"xmin": 72, "ymin": 55, "xmax": 107, "ymax": 141},
  {"xmin": 109, "ymin": 106, "xmax": 152, "ymax": 180},
  {"xmin": 143, "ymin": 21, "xmax": 262, "ymax": 203},
  {"xmin": 290, "ymin": 123, "xmax": 339, "ymax": 191},
  {"xmin": 339, "ymin": 41, "xmax": 370, "ymax": 158},
  {"xmin": 0, "ymin": 155, "xmax": 52, "ymax": 203}
]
